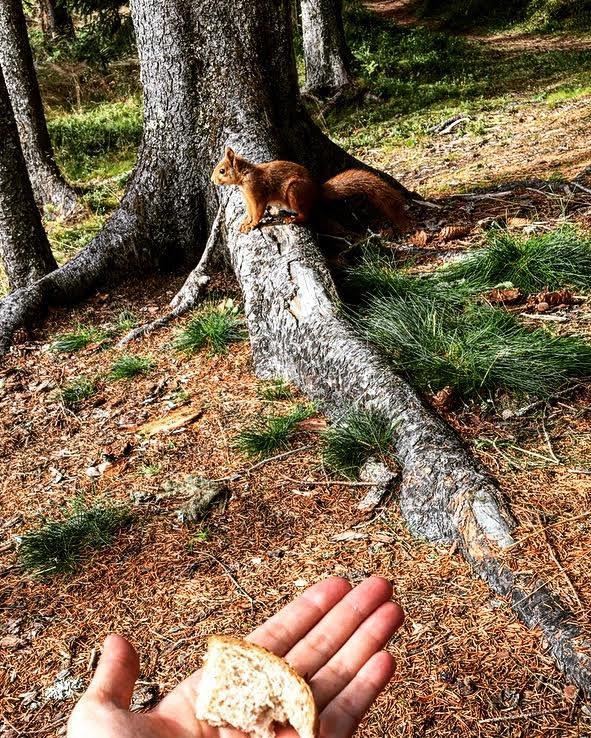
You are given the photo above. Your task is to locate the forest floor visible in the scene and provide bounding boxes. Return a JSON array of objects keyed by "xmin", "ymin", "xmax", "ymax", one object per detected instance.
[{"xmin": 2, "ymin": 4, "xmax": 591, "ymax": 738}]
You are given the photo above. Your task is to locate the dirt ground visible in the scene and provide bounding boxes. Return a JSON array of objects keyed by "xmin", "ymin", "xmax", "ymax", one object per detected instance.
[
  {"xmin": 1, "ymin": 205, "xmax": 591, "ymax": 738},
  {"xmin": 2, "ymin": 5, "xmax": 591, "ymax": 738}
]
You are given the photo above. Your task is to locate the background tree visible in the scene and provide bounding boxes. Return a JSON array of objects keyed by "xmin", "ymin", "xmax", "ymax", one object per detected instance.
[
  {"xmin": 38, "ymin": 0, "xmax": 75, "ymax": 42},
  {"xmin": 0, "ymin": 0, "xmax": 78, "ymax": 215},
  {"xmin": 300, "ymin": 0, "xmax": 354, "ymax": 97},
  {"xmin": 0, "ymin": 65, "xmax": 57, "ymax": 291},
  {"xmin": 0, "ymin": 0, "xmax": 590, "ymax": 695}
]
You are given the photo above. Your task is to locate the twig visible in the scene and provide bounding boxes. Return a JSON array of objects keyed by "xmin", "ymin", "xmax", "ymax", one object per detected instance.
[
  {"xmin": 118, "ymin": 204, "xmax": 224, "ymax": 346},
  {"xmin": 538, "ymin": 512, "xmax": 583, "ymax": 611},
  {"xmin": 478, "ymin": 708, "xmax": 566, "ymax": 725},
  {"xmin": 200, "ymin": 552, "xmax": 258, "ymax": 606},
  {"xmin": 513, "ymin": 383, "xmax": 582, "ymax": 417},
  {"xmin": 446, "ymin": 190, "xmax": 513, "ymax": 200},
  {"xmin": 519, "ymin": 312, "xmax": 569, "ymax": 322},
  {"xmin": 540, "ymin": 408, "xmax": 559, "ymax": 464},
  {"xmin": 570, "ymin": 181, "xmax": 591, "ymax": 196},
  {"xmin": 211, "ymin": 445, "xmax": 315, "ymax": 483},
  {"xmin": 275, "ymin": 477, "xmax": 376, "ymax": 487},
  {"xmin": 510, "ymin": 510, "xmax": 591, "ymax": 549}
]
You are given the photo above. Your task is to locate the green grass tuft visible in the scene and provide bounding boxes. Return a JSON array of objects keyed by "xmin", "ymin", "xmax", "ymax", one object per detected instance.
[
  {"xmin": 358, "ymin": 294, "xmax": 591, "ymax": 398},
  {"xmin": 61, "ymin": 376, "xmax": 96, "ymax": 408},
  {"xmin": 321, "ymin": 410, "xmax": 395, "ymax": 480},
  {"xmin": 108, "ymin": 354, "xmax": 155, "ymax": 381},
  {"xmin": 442, "ymin": 226, "xmax": 591, "ymax": 293},
  {"xmin": 173, "ymin": 300, "xmax": 246, "ymax": 355},
  {"xmin": 234, "ymin": 404, "xmax": 314, "ymax": 458},
  {"xmin": 51, "ymin": 324, "xmax": 107, "ymax": 353},
  {"xmin": 18, "ymin": 500, "xmax": 134, "ymax": 576},
  {"xmin": 115, "ymin": 309, "xmax": 137, "ymax": 332},
  {"xmin": 257, "ymin": 379, "xmax": 294, "ymax": 401}
]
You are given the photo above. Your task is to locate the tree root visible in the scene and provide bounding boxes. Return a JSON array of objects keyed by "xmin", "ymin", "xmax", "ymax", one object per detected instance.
[
  {"xmin": 218, "ymin": 184, "xmax": 591, "ymax": 696},
  {"xmin": 117, "ymin": 205, "xmax": 223, "ymax": 346}
]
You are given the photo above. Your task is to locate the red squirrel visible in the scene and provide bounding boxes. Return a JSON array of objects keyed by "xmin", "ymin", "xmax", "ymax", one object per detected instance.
[{"xmin": 211, "ymin": 147, "xmax": 409, "ymax": 234}]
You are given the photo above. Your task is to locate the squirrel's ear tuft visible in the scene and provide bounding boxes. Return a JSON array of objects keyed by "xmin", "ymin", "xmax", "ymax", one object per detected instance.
[{"xmin": 225, "ymin": 146, "xmax": 235, "ymax": 163}]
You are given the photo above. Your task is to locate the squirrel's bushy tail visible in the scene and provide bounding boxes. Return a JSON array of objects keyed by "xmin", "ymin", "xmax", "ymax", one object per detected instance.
[{"xmin": 321, "ymin": 169, "xmax": 409, "ymax": 229}]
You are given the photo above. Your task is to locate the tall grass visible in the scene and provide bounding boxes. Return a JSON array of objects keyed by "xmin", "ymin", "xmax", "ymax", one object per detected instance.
[
  {"xmin": 358, "ymin": 294, "xmax": 591, "ymax": 397},
  {"xmin": 442, "ymin": 226, "xmax": 591, "ymax": 293}
]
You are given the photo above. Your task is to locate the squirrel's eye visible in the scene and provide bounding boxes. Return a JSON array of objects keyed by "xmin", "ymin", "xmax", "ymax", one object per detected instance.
[{"xmin": 219, "ymin": 168, "xmax": 225, "ymax": 174}]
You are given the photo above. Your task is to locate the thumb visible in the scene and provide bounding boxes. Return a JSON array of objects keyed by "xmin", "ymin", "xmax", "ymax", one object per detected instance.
[{"xmin": 86, "ymin": 634, "xmax": 140, "ymax": 709}]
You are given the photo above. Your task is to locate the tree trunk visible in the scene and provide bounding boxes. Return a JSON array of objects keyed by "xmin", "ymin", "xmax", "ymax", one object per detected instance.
[
  {"xmin": 0, "ymin": 0, "xmax": 78, "ymax": 215},
  {"xmin": 300, "ymin": 0, "xmax": 354, "ymax": 97},
  {"xmin": 0, "ymin": 65, "xmax": 57, "ymax": 291},
  {"xmin": 39, "ymin": 0, "xmax": 75, "ymax": 42},
  {"xmin": 1, "ymin": 0, "xmax": 590, "ymax": 697}
]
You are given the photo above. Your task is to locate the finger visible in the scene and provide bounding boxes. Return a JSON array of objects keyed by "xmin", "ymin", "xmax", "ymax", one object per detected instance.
[
  {"xmin": 247, "ymin": 576, "xmax": 352, "ymax": 655},
  {"xmin": 319, "ymin": 651, "xmax": 395, "ymax": 738},
  {"xmin": 311, "ymin": 600, "xmax": 403, "ymax": 709},
  {"xmin": 84, "ymin": 634, "xmax": 140, "ymax": 710},
  {"xmin": 284, "ymin": 576, "xmax": 392, "ymax": 678}
]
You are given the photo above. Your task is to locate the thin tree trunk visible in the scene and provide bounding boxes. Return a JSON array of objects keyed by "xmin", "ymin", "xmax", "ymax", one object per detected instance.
[
  {"xmin": 39, "ymin": 0, "xmax": 75, "ymax": 42},
  {"xmin": 0, "ymin": 65, "xmax": 57, "ymax": 291},
  {"xmin": 0, "ymin": 0, "xmax": 78, "ymax": 215},
  {"xmin": 300, "ymin": 0, "xmax": 354, "ymax": 97},
  {"xmin": 1, "ymin": 0, "xmax": 590, "ymax": 697}
]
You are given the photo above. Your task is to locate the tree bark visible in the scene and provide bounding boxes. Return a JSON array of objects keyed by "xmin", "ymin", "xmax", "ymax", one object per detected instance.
[
  {"xmin": 0, "ymin": 0, "xmax": 78, "ymax": 215},
  {"xmin": 1, "ymin": 0, "xmax": 590, "ymax": 697},
  {"xmin": 300, "ymin": 0, "xmax": 354, "ymax": 97},
  {"xmin": 0, "ymin": 65, "xmax": 57, "ymax": 291},
  {"xmin": 39, "ymin": 0, "xmax": 75, "ymax": 42}
]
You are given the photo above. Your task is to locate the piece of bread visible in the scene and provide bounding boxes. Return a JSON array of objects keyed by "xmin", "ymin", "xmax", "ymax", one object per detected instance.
[{"xmin": 195, "ymin": 635, "xmax": 318, "ymax": 738}]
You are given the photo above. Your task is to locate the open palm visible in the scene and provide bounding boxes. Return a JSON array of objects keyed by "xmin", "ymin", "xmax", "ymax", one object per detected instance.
[{"xmin": 68, "ymin": 576, "xmax": 404, "ymax": 738}]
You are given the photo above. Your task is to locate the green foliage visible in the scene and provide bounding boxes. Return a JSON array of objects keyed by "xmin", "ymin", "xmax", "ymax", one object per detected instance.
[
  {"xmin": 350, "ymin": 227, "xmax": 591, "ymax": 399},
  {"xmin": 115, "ymin": 310, "xmax": 137, "ymax": 332},
  {"xmin": 48, "ymin": 99, "xmax": 141, "ymax": 180},
  {"xmin": 61, "ymin": 376, "xmax": 96, "ymax": 408},
  {"xmin": 108, "ymin": 354, "xmax": 155, "ymax": 381},
  {"xmin": 442, "ymin": 226, "xmax": 591, "ymax": 293},
  {"xmin": 234, "ymin": 404, "xmax": 315, "ymax": 458},
  {"xmin": 257, "ymin": 379, "xmax": 294, "ymax": 401},
  {"xmin": 173, "ymin": 300, "xmax": 246, "ymax": 355},
  {"xmin": 417, "ymin": 0, "xmax": 591, "ymax": 31},
  {"xmin": 327, "ymin": 1, "xmax": 591, "ymax": 151},
  {"xmin": 321, "ymin": 410, "xmax": 395, "ymax": 479},
  {"xmin": 18, "ymin": 500, "xmax": 133, "ymax": 575},
  {"xmin": 358, "ymin": 294, "xmax": 591, "ymax": 398},
  {"xmin": 51, "ymin": 324, "xmax": 107, "ymax": 352},
  {"xmin": 48, "ymin": 216, "xmax": 106, "ymax": 263}
]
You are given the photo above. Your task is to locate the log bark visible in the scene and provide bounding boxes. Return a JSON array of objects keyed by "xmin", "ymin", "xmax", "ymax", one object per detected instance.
[
  {"xmin": 0, "ymin": 0, "xmax": 78, "ymax": 215},
  {"xmin": 300, "ymin": 0, "xmax": 354, "ymax": 97},
  {"xmin": 1, "ymin": 0, "xmax": 590, "ymax": 697},
  {"xmin": 39, "ymin": 0, "xmax": 75, "ymax": 42},
  {"xmin": 0, "ymin": 65, "xmax": 57, "ymax": 291}
]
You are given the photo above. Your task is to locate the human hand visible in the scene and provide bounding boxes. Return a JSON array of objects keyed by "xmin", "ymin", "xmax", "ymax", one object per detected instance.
[{"xmin": 67, "ymin": 576, "xmax": 404, "ymax": 738}]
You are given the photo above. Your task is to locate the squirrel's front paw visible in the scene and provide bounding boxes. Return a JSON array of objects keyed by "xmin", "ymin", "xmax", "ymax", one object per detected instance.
[{"xmin": 239, "ymin": 220, "xmax": 253, "ymax": 234}]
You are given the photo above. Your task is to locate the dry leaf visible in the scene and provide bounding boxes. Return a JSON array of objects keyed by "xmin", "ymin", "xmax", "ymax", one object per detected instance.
[
  {"xmin": 296, "ymin": 417, "xmax": 328, "ymax": 432},
  {"xmin": 439, "ymin": 224, "xmax": 470, "ymax": 241},
  {"xmin": 133, "ymin": 404, "xmax": 203, "ymax": 436},
  {"xmin": 485, "ymin": 287, "xmax": 521, "ymax": 304},
  {"xmin": 429, "ymin": 385, "xmax": 456, "ymax": 412},
  {"xmin": 535, "ymin": 289, "xmax": 574, "ymax": 307},
  {"xmin": 409, "ymin": 229, "xmax": 429, "ymax": 247},
  {"xmin": 332, "ymin": 530, "xmax": 368, "ymax": 542}
]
